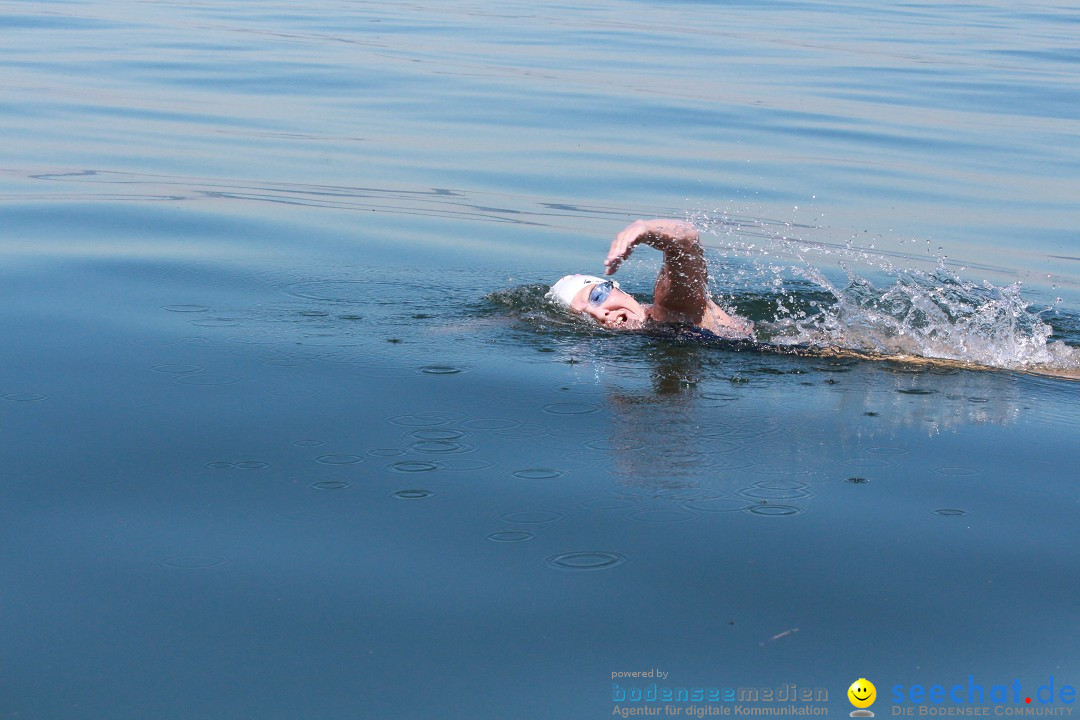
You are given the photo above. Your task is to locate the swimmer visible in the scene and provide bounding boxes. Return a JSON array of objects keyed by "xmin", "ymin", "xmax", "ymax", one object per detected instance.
[{"xmin": 547, "ymin": 219, "xmax": 753, "ymax": 338}]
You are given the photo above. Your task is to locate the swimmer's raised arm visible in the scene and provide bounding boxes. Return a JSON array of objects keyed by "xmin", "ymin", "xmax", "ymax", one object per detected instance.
[{"xmin": 604, "ymin": 219, "xmax": 710, "ymax": 322}]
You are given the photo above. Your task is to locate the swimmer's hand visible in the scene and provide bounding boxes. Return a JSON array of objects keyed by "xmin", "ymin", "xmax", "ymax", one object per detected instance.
[{"xmin": 604, "ymin": 219, "xmax": 701, "ymax": 275}]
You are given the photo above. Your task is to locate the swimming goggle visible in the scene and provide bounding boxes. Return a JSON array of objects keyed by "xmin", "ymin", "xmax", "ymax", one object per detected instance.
[{"xmin": 587, "ymin": 281, "xmax": 616, "ymax": 306}]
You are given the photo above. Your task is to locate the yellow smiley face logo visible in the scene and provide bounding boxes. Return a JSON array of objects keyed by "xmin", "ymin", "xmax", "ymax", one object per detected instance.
[{"xmin": 848, "ymin": 678, "xmax": 876, "ymax": 708}]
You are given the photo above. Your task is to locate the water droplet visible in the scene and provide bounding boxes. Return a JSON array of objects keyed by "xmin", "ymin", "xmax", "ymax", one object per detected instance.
[
  {"xmin": 368, "ymin": 448, "xmax": 405, "ymax": 457},
  {"xmin": 267, "ymin": 388, "xmax": 317, "ymax": 397},
  {"xmin": 545, "ymin": 551, "xmax": 627, "ymax": 571},
  {"xmin": 461, "ymin": 418, "xmax": 519, "ymax": 430},
  {"xmin": 389, "ymin": 460, "xmax": 440, "ymax": 473},
  {"xmin": 542, "ymin": 402, "xmax": 601, "ymax": 415},
  {"xmin": 176, "ymin": 374, "xmax": 241, "ymax": 385},
  {"xmin": 419, "ymin": 365, "xmax": 464, "ymax": 375},
  {"xmin": 411, "ymin": 429, "xmax": 465, "ymax": 441},
  {"xmin": 151, "ymin": 364, "xmax": 203, "ymax": 374},
  {"xmin": 843, "ymin": 458, "xmax": 891, "ymax": 468},
  {"xmin": 934, "ymin": 467, "xmax": 980, "ymax": 477},
  {"xmin": 580, "ymin": 498, "xmax": 636, "ymax": 511},
  {"xmin": 312, "ymin": 480, "xmax": 350, "ymax": 490},
  {"xmin": 2, "ymin": 392, "xmax": 48, "ymax": 402},
  {"xmin": 625, "ymin": 509, "xmax": 698, "ymax": 523},
  {"xmin": 410, "ymin": 440, "xmax": 473, "ymax": 454},
  {"xmin": 438, "ymin": 458, "xmax": 495, "ymax": 471},
  {"xmin": 390, "ymin": 412, "xmax": 460, "ymax": 427},
  {"xmin": 512, "ymin": 468, "xmax": 565, "ymax": 480},
  {"xmin": 898, "ymin": 388, "xmax": 935, "ymax": 395},
  {"xmin": 739, "ymin": 481, "xmax": 812, "ymax": 500},
  {"xmin": 393, "ymin": 489, "xmax": 434, "ymax": 500},
  {"xmin": 494, "ymin": 424, "xmax": 546, "ymax": 439},
  {"xmin": 746, "ymin": 504, "xmax": 804, "ymax": 517},
  {"xmin": 846, "ymin": 477, "xmax": 871, "ymax": 484},
  {"xmin": 486, "ymin": 531, "xmax": 534, "ymax": 543},
  {"xmin": 683, "ymin": 498, "xmax": 751, "ymax": 512},
  {"xmin": 498, "ymin": 510, "xmax": 566, "ymax": 525},
  {"xmin": 190, "ymin": 317, "xmax": 241, "ymax": 328},
  {"xmin": 866, "ymin": 446, "xmax": 909, "ymax": 456},
  {"xmin": 316, "ymin": 454, "xmax": 363, "ymax": 465},
  {"xmin": 158, "ymin": 555, "xmax": 228, "ymax": 568}
]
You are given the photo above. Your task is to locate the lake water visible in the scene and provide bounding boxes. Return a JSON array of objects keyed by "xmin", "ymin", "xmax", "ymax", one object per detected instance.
[{"xmin": 2, "ymin": 1, "xmax": 1078, "ymax": 718}]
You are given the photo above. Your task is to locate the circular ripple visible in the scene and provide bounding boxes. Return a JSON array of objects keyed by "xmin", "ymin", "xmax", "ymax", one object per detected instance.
[
  {"xmin": 312, "ymin": 480, "xmax": 350, "ymax": 490},
  {"xmin": 898, "ymin": 388, "xmax": 935, "ymax": 395},
  {"xmin": 580, "ymin": 498, "xmax": 636, "ymax": 511},
  {"xmin": 545, "ymin": 551, "xmax": 627, "ymax": 571},
  {"xmin": 512, "ymin": 468, "xmax": 565, "ymax": 480},
  {"xmin": 752, "ymin": 461, "xmax": 815, "ymax": 476},
  {"xmin": 461, "ymin": 418, "xmax": 520, "ymax": 430},
  {"xmin": 390, "ymin": 412, "xmax": 460, "ymax": 427},
  {"xmin": 393, "ymin": 489, "xmax": 434, "ymax": 500},
  {"xmin": 176, "ymin": 374, "xmax": 241, "ymax": 386},
  {"xmin": 3, "ymin": 392, "xmax": 48, "ymax": 402},
  {"xmin": 292, "ymin": 439, "xmax": 326, "ymax": 448},
  {"xmin": 411, "ymin": 429, "xmax": 466, "ymax": 441},
  {"xmin": 369, "ymin": 448, "xmax": 405, "ymax": 457},
  {"xmin": 267, "ymin": 388, "xmax": 317, "ymax": 397},
  {"xmin": 486, "ymin": 531, "xmax": 534, "ymax": 543},
  {"xmin": 701, "ymin": 392, "xmax": 740, "ymax": 402},
  {"xmin": 439, "ymin": 458, "xmax": 496, "ymax": 471},
  {"xmin": 158, "ymin": 555, "xmax": 227, "ymax": 568},
  {"xmin": 934, "ymin": 508, "xmax": 968, "ymax": 516},
  {"xmin": 740, "ymin": 480, "xmax": 813, "ymax": 500},
  {"xmin": 162, "ymin": 304, "xmax": 209, "ymax": 313},
  {"xmin": 410, "ymin": 440, "xmax": 474, "ymax": 454},
  {"xmin": 498, "ymin": 510, "xmax": 566, "ymax": 525},
  {"xmin": 746, "ymin": 504, "xmax": 805, "ymax": 517},
  {"xmin": 234, "ymin": 461, "xmax": 269, "ymax": 469},
  {"xmin": 190, "ymin": 317, "xmax": 241, "ymax": 328},
  {"xmin": 934, "ymin": 467, "xmax": 980, "ymax": 477},
  {"xmin": 843, "ymin": 458, "xmax": 891, "ymax": 469},
  {"xmin": 390, "ymin": 460, "xmax": 440, "ymax": 473},
  {"xmin": 151, "ymin": 364, "xmax": 203, "ymax": 374},
  {"xmin": 206, "ymin": 461, "xmax": 235, "ymax": 470},
  {"xmin": 543, "ymin": 402, "xmax": 601, "ymax": 415},
  {"xmin": 316, "ymin": 454, "xmax": 363, "ymax": 465},
  {"xmin": 867, "ymin": 446, "xmax": 910, "ymax": 456},
  {"xmin": 419, "ymin": 365, "xmax": 465, "ymax": 375},
  {"xmin": 741, "ymin": 487, "xmax": 812, "ymax": 500},
  {"xmin": 683, "ymin": 498, "xmax": 752, "ymax": 513},
  {"xmin": 625, "ymin": 509, "xmax": 698, "ymax": 523},
  {"xmin": 494, "ymin": 424, "xmax": 546, "ymax": 439}
]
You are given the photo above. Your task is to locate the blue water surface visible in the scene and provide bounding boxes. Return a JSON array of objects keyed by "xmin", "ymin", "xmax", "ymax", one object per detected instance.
[{"xmin": 1, "ymin": 1, "xmax": 1078, "ymax": 718}]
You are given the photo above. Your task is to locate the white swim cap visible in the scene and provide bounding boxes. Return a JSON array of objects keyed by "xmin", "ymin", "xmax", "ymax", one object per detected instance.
[{"xmin": 546, "ymin": 274, "xmax": 618, "ymax": 308}]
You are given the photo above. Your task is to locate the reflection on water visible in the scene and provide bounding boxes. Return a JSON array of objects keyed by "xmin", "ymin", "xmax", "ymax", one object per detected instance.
[{"xmin": 4, "ymin": 0, "xmax": 1080, "ymax": 717}]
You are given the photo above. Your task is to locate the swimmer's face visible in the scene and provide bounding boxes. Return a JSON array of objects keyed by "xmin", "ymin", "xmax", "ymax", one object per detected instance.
[{"xmin": 570, "ymin": 281, "xmax": 647, "ymax": 329}]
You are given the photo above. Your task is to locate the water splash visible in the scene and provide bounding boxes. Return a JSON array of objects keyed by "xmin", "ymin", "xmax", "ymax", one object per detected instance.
[
  {"xmin": 489, "ymin": 215, "xmax": 1080, "ymax": 376},
  {"xmin": 760, "ymin": 263, "xmax": 1080, "ymax": 372},
  {"xmin": 688, "ymin": 209, "xmax": 1080, "ymax": 374}
]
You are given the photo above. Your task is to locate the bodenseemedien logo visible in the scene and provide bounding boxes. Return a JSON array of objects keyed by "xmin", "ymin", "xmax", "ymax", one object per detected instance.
[{"xmin": 849, "ymin": 678, "xmax": 877, "ymax": 717}]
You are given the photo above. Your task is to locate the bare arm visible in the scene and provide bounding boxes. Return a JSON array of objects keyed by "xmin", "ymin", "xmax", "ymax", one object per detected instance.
[{"xmin": 605, "ymin": 219, "xmax": 710, "ymax": 322}]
